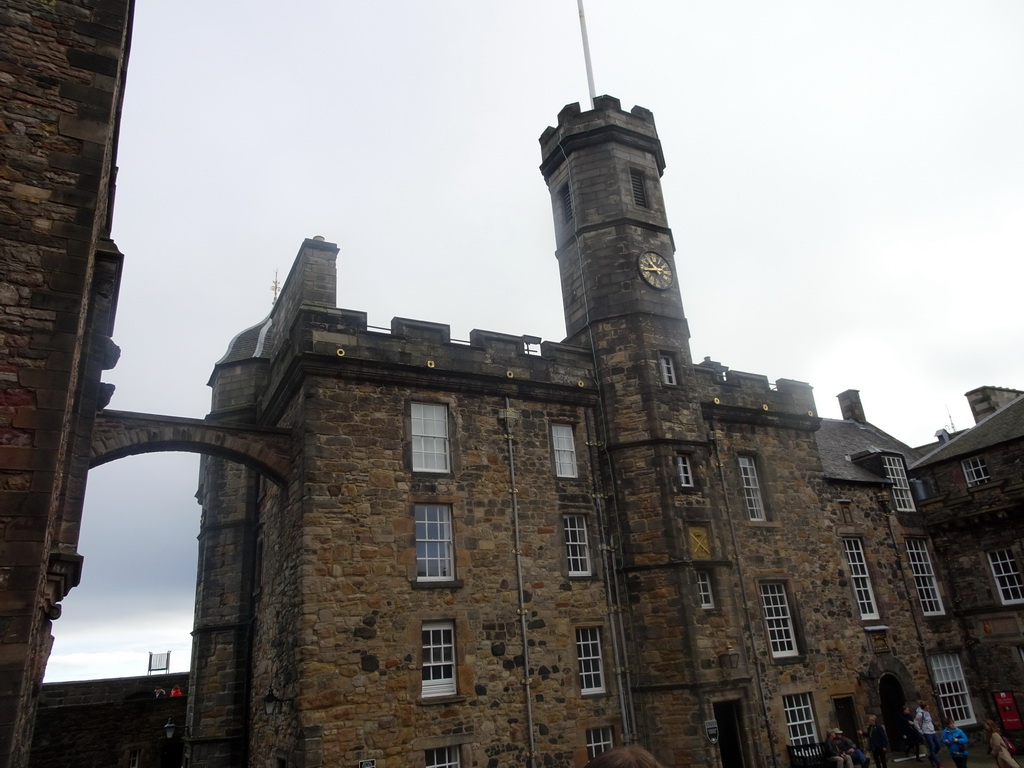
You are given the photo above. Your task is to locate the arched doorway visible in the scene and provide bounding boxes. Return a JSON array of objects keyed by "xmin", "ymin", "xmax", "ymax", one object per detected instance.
[{"xmin": 879, "ymin": 673, "xmax": 908, "ymax": 755}]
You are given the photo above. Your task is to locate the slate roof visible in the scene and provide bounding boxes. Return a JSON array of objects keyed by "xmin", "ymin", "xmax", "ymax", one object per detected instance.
[
  {"xmin": 913, "ymin": 393, "xmax": 1024, "ymax": 469},
  {"xmin": 215, "ymin": 315, "xmax": 274, "ymax": 365},
  {"xmin": 815, "ymin": 418, "xmax": 923, "ymax": 483}
]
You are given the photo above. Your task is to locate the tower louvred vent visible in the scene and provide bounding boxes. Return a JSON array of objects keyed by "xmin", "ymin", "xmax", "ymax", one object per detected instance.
[{"xmin": 630, "ymin": 169, "xmax": 648, "ymax": 207}]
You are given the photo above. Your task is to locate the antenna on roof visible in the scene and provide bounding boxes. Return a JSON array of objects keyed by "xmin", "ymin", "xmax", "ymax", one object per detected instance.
[
  {"xmin": 271, "ymin": 270, "xmax": 281, "ymax": 304},
  {"xmin": 945, "ymin": 405, "xmax": 957, "ymax": 433},
  {"xmin": 577, "ymin": 0, "xmax": 597, "ymax": 106}
]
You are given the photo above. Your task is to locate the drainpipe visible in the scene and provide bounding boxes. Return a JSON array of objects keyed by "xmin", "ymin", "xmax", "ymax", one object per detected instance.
[
  {"xmin": 885, "ymin": 497, "xmax": 943, "ymax": 712},
  {"xmin": 502, "ymin": 398, "xmax": 538, "ymax": 768},
  {"xmin": 585, "ymin": 408, "xmax": 636, "ymax": 741}
]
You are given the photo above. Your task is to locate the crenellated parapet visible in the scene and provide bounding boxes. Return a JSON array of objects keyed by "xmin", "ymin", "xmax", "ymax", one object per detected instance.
[
  {"xmin": 209, "ymin": 237, "xmax": 598, "ymax": 424},
  {"xmin": 693, "ymin": 358, "xmax": 819, "ymax": 428}
]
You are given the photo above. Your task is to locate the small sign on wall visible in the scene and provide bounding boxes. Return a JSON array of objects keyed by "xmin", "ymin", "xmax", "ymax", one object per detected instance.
[
  {"xmin": 357, "ymin": 761, "xmax": 377, "ymax": 768},
  {"xmin": 995, "ymin": 692, "xmax": 1022, "ymax": 731},
  {"xmin": 705, "ymin": 719, "xmax": 720, "ymax": 744}
]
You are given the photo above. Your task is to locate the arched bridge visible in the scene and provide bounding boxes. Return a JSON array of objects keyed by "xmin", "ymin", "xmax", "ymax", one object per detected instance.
[{"xmin": 91, "ymin": 410, "xmax": 293, "ymax": 484}]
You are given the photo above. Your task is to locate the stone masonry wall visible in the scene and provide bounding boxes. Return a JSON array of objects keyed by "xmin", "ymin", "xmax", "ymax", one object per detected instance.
[{"xmin": 0, "ymin": 1, "xmax": 132, "ymax": 765}]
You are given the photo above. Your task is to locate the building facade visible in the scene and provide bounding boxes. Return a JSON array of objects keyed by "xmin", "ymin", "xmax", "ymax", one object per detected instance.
[
  {"xmin": 6, "ymin": 4, "xmax": 1023, "ymax": 766},
  {"xmin": 183, "ymin": 97, "xmax": 1022, "ymax": 768},
  {"xmin": 0, "ymin": 2, "xmax": 133, "ymax": 766},
  {"xmin": 912, "ymin": 388, "xmax": 1024, "ymax": 739}
]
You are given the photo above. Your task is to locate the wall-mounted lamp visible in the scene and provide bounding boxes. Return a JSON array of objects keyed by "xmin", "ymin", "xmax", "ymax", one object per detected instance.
[
  {"xmin": 263, "ymin": 686, "xmax": 293, "ymax": 715},
  {"xmin": 718, "ymin": 644, "xmax": 740, "ymax": 670},
  {"xmin": 163, "ymin": 718, "xmax": 176, "ymax": 739}
]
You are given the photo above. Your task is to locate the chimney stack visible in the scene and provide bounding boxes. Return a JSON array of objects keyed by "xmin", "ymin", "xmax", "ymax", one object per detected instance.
[
  {"xmin": 837, "ymin": 389, "xmax": 866, "ymax": 424},
  {"xmin": 965, "ymin": 386, "xmax": 1024, "ymax": 424}
]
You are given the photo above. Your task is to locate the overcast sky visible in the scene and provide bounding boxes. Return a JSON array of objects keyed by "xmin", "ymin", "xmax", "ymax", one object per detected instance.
[{"xmin": 44, "ymin": 1, "xmax": 1024, "ymax": 682}]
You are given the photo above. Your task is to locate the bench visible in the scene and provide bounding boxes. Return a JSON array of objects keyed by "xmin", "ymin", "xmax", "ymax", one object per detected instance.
[
  {"xmin": 788, "ymin": 742, "xmax": 830, "ymax": 768},
  {"xmin": 787, "ymin": 742, "xmax": 870, "ymax": 768}
]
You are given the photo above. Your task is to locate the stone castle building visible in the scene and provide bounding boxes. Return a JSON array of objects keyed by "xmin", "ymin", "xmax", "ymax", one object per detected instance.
[
  {"xmin": 186, "ymin": 96, "xmax": 1024, "ymax": 767},
  {"xmin": 5, "ymin": 4, "xmax": 1024, "ymax": 768}
]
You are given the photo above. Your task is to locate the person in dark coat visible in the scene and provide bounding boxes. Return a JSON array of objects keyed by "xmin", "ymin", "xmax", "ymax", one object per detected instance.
[{"xmin": 867, "ymin": 714, "xmax": 890, "ymax": 768}]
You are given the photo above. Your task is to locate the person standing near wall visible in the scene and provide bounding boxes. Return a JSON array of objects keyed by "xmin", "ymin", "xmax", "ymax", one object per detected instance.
[
  {"xmin": 916, "ymin": 702, "xmax": 942, "ymax": 768},
  {"xmin": 941, "ymin": 717, "xmax": 968, "ymax": 768},
  {"xmin": 985, "ymin": 719, "xmax": 1017, "ymax": 768},
  {"xmin": 867, "ymin": 714, "xmax": 890, "ymax": 768}
]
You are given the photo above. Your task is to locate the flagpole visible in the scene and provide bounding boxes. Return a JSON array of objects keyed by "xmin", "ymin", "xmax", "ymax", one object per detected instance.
[{"xmin": 577, "ymin": 0, "xmax": 597, "ymax": 106}]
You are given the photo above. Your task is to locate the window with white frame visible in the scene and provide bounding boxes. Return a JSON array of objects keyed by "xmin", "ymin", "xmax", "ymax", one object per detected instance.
[
  {"xmin": 760, "ymin": 582, "xmax": 797, "ymax": 658},
  {"xmin": 128, "ymin": 750, "xmax": 141, "ymax": 768},
  {"xmin": 930, "ymin": 653, "xmax": 976, "ymax": 725},
  {"xmin": 783, "ymin": 692, "xmax": 818, "ymax": 745},
  {"xmin": 962, "ymin": 456, "xmax": 991, "ymax": 487},
  {"xmin": 989, "ymin": 549, "xmax": 1024, "ymax": 604},
  {"xmin": 411, "ymin": 403, "xmax": 450, "ymax": 472},
  {"xmin": 882, "ymin": 454, "xmax": 915, "ymax": 512},
  {"xmin": 563, "ymin": 514, "xmax": 592, "ymax": 576},
  {"xmin": 676, "ymin": 455, "xmax": 693, "ymax": 487},
  {"xmin": 425, "ymin": 746, "xmax": 460, "ymax": 768},
  {"xmin": 586, "ymin": 726, "xmax": 614, "ymax": 759},
  {"xmin": 552, "ymin": 424, "xmax": 578, "ymax": 478},
  {"xmin": 575, "ymin": 627, "xmax": 605, "ymax": 694},
  {"xmin": 659, "ymin": 353, "xmax": 677, "ymax": 385},
  {"xmin": 421, "ymin": 620, "xmax": 456, "ymax": 697},
  {"xmin": 415, "ymin": 504, "xmax": 453, "ymax": 581},
  {"xmin": 738, "ymin": 456, "xmax": 766, "ymax": 521},
  {"xmin": 906, "ymin": 539, "xmax": 944, "ymax": 615},
  {"xmin": 697, "ymin": 570, "xmax": 714, "ymax": 609},
  {"xmin": 842, "ymin": 538, "xmax": 879, "ymax": 619}
]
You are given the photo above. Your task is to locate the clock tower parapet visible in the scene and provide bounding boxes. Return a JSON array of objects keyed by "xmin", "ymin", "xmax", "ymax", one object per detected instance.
[
  {"xmin": 539, "ymin": 95, "xmax": 669, "ymax": 246},
  {"xmin": 538, "ymin": 96, "xmax": 686, "ymax": 344}
]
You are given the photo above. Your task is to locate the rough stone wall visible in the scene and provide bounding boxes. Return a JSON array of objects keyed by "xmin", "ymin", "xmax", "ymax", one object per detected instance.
[
  {"xmin": 29, "ymin": 675, "xmax": 189, "ymax": 768},
  {"xmin": 219, "ymin": 278, "xmax": 627, "ymax": 766},
  {"xmin": 914, "ymin": 445, "xmax": 1024, "ymax": 729},
  {"xmin": 0, "ymin": 1, "xmax": 132, "ymax": 765}
]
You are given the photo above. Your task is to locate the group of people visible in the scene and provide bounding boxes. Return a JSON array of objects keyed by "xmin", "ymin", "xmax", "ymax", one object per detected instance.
[
  {"xmin": 825, "ymin": 701, "xmax": 1019, "ymax": 768},
  {"xmin": 152, "ymin": 684, "xmax": 183, "ymax": 698},
  {"xmin": 577, "ymin": 705, "xmax": 1021, "ymax": 768}
]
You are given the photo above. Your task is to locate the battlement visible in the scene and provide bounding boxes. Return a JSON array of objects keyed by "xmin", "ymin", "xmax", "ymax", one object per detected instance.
[
  {"xmin": 693, "ymin": 359, "xmax": 818, "ymax": 419},
  {"xmin": 539, "ymin": 94, "xmax": 665, "ymax": 181},
  {"xmin": 293, "ymin": 305, "xmax": 595, "ymax": 394}
]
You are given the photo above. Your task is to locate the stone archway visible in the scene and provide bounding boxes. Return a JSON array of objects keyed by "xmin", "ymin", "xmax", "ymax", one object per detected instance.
[
  {"xmin": 91, "ymin": 410, "xmax": 292, "ymax": 483},
  {"xmin": 879, "ymin": 673, "xmax": 909, "ymax": 755},
  {"xmin": 86, "ymin": 409, "xmax": 295, "ymax": 767}
]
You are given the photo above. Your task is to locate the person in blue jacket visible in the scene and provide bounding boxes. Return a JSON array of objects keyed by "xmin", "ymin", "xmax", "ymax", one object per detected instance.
[{"xmin": 941, "ymin": 716, "xmax": 969, "ymax": 768}]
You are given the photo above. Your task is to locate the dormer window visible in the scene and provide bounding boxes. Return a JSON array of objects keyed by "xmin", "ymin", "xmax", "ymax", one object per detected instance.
[
  {"xmin": 962, "ymin": 456, "xmax": 991, "ymax": 487},
  {"xmin": 881, "ymin": 454, "xmax": 915, "ymax": 512}
]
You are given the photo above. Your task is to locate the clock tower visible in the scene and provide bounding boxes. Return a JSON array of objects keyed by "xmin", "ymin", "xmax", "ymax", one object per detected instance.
[
  {"xmin": 539, "ymin": 96, "xmax": 715, "ymax": 758},
  {"xmin": 539, "ymin": 95, "xmax": 700, "ymax": 448},
  {"xmin": 539, "ymin": 95, "xmax": 688, "ymax": 349}
]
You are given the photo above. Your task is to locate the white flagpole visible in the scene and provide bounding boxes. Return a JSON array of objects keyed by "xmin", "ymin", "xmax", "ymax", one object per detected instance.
[{"xmin": 577, "ymin": 0, "xmax": 597, "ymax": 106}]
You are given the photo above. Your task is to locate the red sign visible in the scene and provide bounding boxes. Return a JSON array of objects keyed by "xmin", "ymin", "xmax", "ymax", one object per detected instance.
[{"xmin": 994, "ymin": 692, "xmax": 1022, "ymax": 731}]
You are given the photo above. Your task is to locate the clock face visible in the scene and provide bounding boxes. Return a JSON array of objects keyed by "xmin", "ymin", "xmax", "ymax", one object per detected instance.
[{"xmin": 637, "ymin": 251, "xmax": 674, "ymax": 289}]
